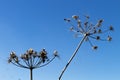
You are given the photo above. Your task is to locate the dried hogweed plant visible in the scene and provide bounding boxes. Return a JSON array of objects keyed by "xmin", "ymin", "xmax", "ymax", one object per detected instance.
[
  {"xmin": 59, "ymin": 15, "xmax": 113, "ymax": 80},
  {"xmin": 8, "ymin": 48, "xmax": 58, "ymax": 80}
]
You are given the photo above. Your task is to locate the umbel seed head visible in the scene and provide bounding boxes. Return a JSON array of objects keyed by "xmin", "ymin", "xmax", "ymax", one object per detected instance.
[
  {"xmin": 64, "ymin": 18, "xmax": 71, "ymax": 22},
  {"xmin": 8, "ymin": 48, "xmax": 58, "ymax": 70},
  {"xmin": 85, "ymin": 15, "xmax": 90, "ymax": 19},
  {"xmin": 10, "ymin": 52, "xmax": 16, "ymax": 58},
  {"xmin": 53, "ymin": 50, "xmax": 58, "ymax": 57},
  {"xmin": 107, "ymin": 36, "xmax": 112, "ymax": 41},
  {"xmin": 92, "ymin": 46, "xmax": 98, "ymax": 50},
  {"xmin": 96, "ymin": 36, "xmax": 100, "ymax": 40},
  {"xmin": 77, "ymin": 20, "xmax": 81, "ymax": 24},
  {"xmin": 72, "ymin": 15, "xmax": 79, "ymax": 20},
  {"xmin": 98, "ymin": 29, "xmax": 102, "ymax": 33},
  {"xmin": 98, "ymin": 19, "xmax": 103, "ymax": 23},
  {"xmin": 64, "ymin": 15, "xmax": 113, "ymax": 50},
  {"xmin": 97, "ymin": 19, "xmax": 104, "ymax": 27},
  {"xmin": 70, "ymin": 27, "xmax": 74, "ymax": 31},
  {"xmin": 109, "ymin": 26, "xmax": 114, "ymax": 31},
  {"xmin": 27, "ymin": 48, "xmax": 34, "ymax": 55}
]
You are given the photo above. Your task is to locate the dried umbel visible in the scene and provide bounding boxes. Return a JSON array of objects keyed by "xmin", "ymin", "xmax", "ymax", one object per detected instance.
[
  {"xmin": 8, "ymin": 48, "xmax": 58, "ymax": 68},
  {"xmin": 64, "ymin": 15, "xmax": 113, "ymax": 50}
]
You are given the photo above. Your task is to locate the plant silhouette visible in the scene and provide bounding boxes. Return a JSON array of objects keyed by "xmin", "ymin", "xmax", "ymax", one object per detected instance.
[{"xmin": 59, "ymin": 15, "xmax": 113, "ymax": 80}]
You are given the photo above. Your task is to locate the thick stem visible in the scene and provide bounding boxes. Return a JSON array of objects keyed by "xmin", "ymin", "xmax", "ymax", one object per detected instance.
[
  {"xmin": 30, "ymin": 68, "xmax": 33, "ymax": 80},
  {"xmin": 58, "ymin": 35, "xmax": 87, "ymax": 80}
]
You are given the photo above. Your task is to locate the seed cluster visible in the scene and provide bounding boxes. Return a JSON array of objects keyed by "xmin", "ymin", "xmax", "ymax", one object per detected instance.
[
  {"xmin": 64, "ymin": 15, "xmax": 113, "ymax": 50},
  {"xmin": 8, "ymin": 48, "xmax": 58, "ymax": 69}
]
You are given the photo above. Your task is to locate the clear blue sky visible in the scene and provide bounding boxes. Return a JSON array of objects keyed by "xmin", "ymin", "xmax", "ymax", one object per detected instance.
[{"xmin": 0, "ymin": 0, "xmax": 120, "ymax": 80}]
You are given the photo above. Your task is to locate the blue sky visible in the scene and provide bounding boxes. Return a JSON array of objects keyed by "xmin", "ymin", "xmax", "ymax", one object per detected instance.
[{"xmin": 0, "ymin": 0, "xmax": 120, "ymax": 80}]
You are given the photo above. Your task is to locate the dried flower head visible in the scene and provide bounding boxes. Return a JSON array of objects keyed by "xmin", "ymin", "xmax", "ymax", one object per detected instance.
[
  {"xmin": 109, "ymin": 26, "xmax": 114, "ymax": 31},
  {"xmin": 85, "ymin": 15, "xmax": 90, "ymax": 19},
  {"xmin": 70, "ymin": 27, "xmax": 74, "ymax": 31},
  {"xmin": 77, "ymin": 20, "xmax": 81, "ymax": 24},
  {"xmin": 27, "ymin": 48, "xmax": 34, "ymax": 55},
  {"xmin": 107, "ymin": 36, "xmax": 112, "ymax": 41},
  {"xmin": 92, "ymin": 46, "xmax": 98, "ymax": 50},
  {"xmin": 64, "ymin": 15, "xmax": 113, "ymax": 50},
  {"xmin": 8, "ymin": 48, "xmax": 58, "ymax": 69},
  {"xmin": 72, "ymin": 15, "xmax": 79, "ymax": 20},
  {"xmin": 40, "ymin": 49, "xmax": 48, "ymax": 63},
  {"xmin": 96, "ymin": 36, "xmax": 100, "ymax": 40},
  {"xmin": 64, "ymin": 18, "xmax": 71, "ymax": 22},
  {"xmin": 98, "ymin": 29, "xmax": 102, "ymax": 33},
  {"xmin": 10, "ymin": 52, "xmax": 16, "ymax": 58},
  {"xmin": 8, "ymin": 48, "xmax": 58, "ymax": 80},
  {"xmin": 53, "ymin": 50, "xmax": 59, "ymax": 57}
]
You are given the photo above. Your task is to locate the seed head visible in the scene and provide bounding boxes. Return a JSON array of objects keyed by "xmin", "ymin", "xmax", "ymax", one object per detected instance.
[
  {"xmin": 20, "ymin": 54, "xmax": 25, "ymax": 59},
  {"xmin": 107, "ymin": 36, "xmax": 112, "ymax": 41},
  {"xmin": 92, "ymin": 46, "xmax": 98, "ymax": 50},
  {"xmin": 98, "ymin": 29, "xmax": 102, "ymax": 33},
  {"xmin": 85, "ymin": 15, "xmax": 90, "ymax": 19},
  {"xmin": 84, "ymin": 22, "xmax": 88, "ymax": 26},
  {"xmin": 97, "ymin": 19, "xmax": 103, "ymax": 27},
  {"xmin": 53, "ymin": 50, "xmax": 59, "ymax": 57},
  {"xmin": 96, "ymin": 36, "xmax": 100, "ymax": 40},
  {"xmin": 70, "ymin": 27, "xmax": 74, "ymax": 31},
  {"xmin": 77, "ymin": 20, "xmax": 81, "ymax": 24},
  {"xmin": 98, "ymin": 19, "xmax": 103, "ymax": 23},
  {"xmin": 64, "ymin": 18, "xmax": 71, "ymax": 22},
  {"xmin": 28, "ymin": 48, "xmax": 34, "ymax": 55},
  {"xmin": 10, "ymin": 52, "xmax": 16, "ymax": 58},
  {"xmin": 72, "ymin": 15, "xmax": 79, "ymax": 20},
  {"xmin": 64, "ymin": 15, "xmax": 113, "ymax": 51},
  {"xmin": 109, "ymin": 26, "xmax": 114, "ymax": 31}
]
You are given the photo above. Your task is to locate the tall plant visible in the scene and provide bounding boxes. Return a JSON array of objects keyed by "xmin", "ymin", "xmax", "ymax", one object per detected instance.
[{"xmin": 59, "ymin": 15, "xmax": 113, "ymax": 80}]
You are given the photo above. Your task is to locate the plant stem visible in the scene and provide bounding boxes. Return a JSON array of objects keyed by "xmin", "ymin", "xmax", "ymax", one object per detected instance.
[
  {"xmin": 58, "ymin": 35, "xmax": 87, "ymax": 80},
  {"xmin": 30, "ymin": 68, "xmax": 33, "ymax": 80}
]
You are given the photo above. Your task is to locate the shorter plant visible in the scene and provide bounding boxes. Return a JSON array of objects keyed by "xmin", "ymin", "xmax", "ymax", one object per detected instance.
[{"xmin": 8, "ymin": 48, "xmax": 58, "ymax": 80}]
